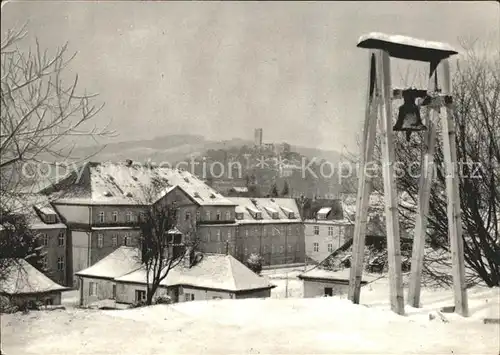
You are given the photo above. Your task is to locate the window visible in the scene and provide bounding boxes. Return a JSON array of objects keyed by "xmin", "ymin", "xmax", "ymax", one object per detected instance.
[
  {"xmin": 314, "ymin": 226, "xmax": 320, "ymax": 235},
  {"xmin": 98, "ymin": 211, "xmax": 105, "ymax": 223},
  {"xmin": 123, "ymin": 235, "xmax": 129, "ymax": 246},
  {"xmin": 328, "ymin": 243, "xmax": 333, "ymax": 252},
  {"xmin": 126, "ymin": 211, "xmax": 132, "ymax": 223},
  {"xmin": 225, "ymin": 211, "xmax": 231, "ymax": 220},
  {"xmin": 184, "ymin": 293, "xmax": 195, "ymax": 302},
  {"xmin": 288, "ymin": 226, "xmax": 292, "ymax": 234},
  {"xmin": 45, "ymin": 298, "xmax": 53, "ymax": 306},
  {"xmin": 324, "ymin": 287, "xmax": 333, "ymax": 297},
  {"xmin": 112, "ymin": 235, "xmax": 118, "ymax": 247},
  {"xmin": 185, "ymin": 211, "xmax": 191, "ymax": 221},
  {"xmin": 135, "ymin": 290, "xmax": 146, "ymax": 302},
  {"xmin": 227, "ymin": 230, "xmax": 231, "ymax": 239},
  {"xmin": 288, "ymin": 244, "xmax": 292, "ymax": 253},
  {"xmin": 217, "ymin": 247, "xmax": 222, "ymax": 254},
  {"xmin": 196, "ymin": 211, "xmax": 201, "ymax": 221},
  {"xmin": 271, "ymin": 245, "xmax": 275, "ymax": 254},
  {"xmin": 97, "ymin": 234, "xmax": 104, "ymax": 248},
  {"xmin": 40, "ymin": 233, "xmax": 48, "ymax": 246},
  {"xmin": 296, "ymin": 244, "xmax": 300, "ymax": 252},
  {"xmin": 57, "ymin": 232, "xmax": 65, "ymax": 246},
  {"xmin": 279, "ymin": 245, "xmax": 284, "ymax": 253},
  {"xmin": 206, "ymin": 211, "xmax": 211, "ymax": 221},
  {"xmin": 263, "ymin": 245, "xmax": 268, "ymax": 253},
  {"xmin": 216, "ymin": 211, "xmax": 221, "ymax": 221},
  {"xmin": 313, "ymin": 242, "xmax": 319, "ymax": 252},
  {"xmin": 216, "ymin": 229, "xmax": 221, "ymax": 241},
  {"xmin": 328, "ymin": 226, "xmax": 334, "ymax": 236},
  {"xmin": 272, "ymin": 228, "xmax": 276, "ymax": 236},
  {"xmin": 245, "ymin": 229, "xmax": 249, "ymax": 237},
  {"xmin": 244, "ymin": 247, "xmax": 248, "ymax": 255},
  {"xmin": 253, "ymin": 247, "xmax": 258, "ymax": 254},
  {"xmin": 89, "ymin": 282, "xmax": 97, "ymax": 296},
  {"xmin": 112, "ymin": 211, "xmax": 118, "ymax": 222},
  {"xmin": 112, "ymin": 285, "xmax": 116, "ymax": 299},
  {"xmin": 41, "ymin": 256, "xmax": 48, "ymax": 270},
  {"xmin": 57, "ymin": 257, "xmax": 64, "ymax": 271}
]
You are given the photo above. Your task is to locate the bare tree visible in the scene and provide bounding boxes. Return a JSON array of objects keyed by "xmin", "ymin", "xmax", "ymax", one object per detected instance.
[
  {"xmin": 1, "ymin": 25, "xmax": 112, "ymax": 278},
  {"xmin": 1, "ymin": 25, "xmax": 112, "ymax": 198},
  {"xmin": 137, "ymin": 186, "xmax": 199, "ymax": 305}
]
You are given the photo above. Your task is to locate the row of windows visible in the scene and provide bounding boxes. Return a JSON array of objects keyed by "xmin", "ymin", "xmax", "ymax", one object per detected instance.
[
  {"xmin": 201, "ymin": 225, "xmax": 302, "ymax": 242},
  {"xmin": 96, "ymin": 234, "xmax": 133, "ymax": 248},
  {"xmin": 236, "ymin": 244, "xmax": 300, "ymax": 255},
  {"xmin": 39, "ymin": 232, "xmax": 65, "ymax": 247},
  {"xmin": 313, "ymin": 242, "xmax": 334, "ymax": 253},
  {"xmin": 97, "ymin": 209, "xmax": 233, "ymax": 223},
  {"xmin": 41, "ymin": 256, "xmax": 65, "ymax": 271},
  {"xmin": 242, "ymin": 225, "xmax": 300, "ymax": 237},
  {"xmin": 313, "ymin": 226, "xmax": 343, "ymax": 236},
  {"xmin": 98, "ymin": 211, "xmax": 138, "ymax": 223}
]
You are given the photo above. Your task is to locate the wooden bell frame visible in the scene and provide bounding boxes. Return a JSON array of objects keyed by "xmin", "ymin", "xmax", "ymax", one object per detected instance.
[{"xmin": 347, "ymin": 33, "xmax": 468, "ymax": 317}]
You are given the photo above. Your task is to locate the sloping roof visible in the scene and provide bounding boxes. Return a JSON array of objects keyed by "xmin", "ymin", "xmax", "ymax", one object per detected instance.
[
  {"xmin": 41, "ymin": 161, "xmax": 235, "ymax": 206},
  {"xmin": 229, "ymin": 197, "xmax": 301, "ymax": 224},
  {"xmin": 0, "ymin": 259, "xmax": 69, "ymax": 295},
  {"xmin": 299, "ymin": 267, "xmax": 379, "ymax": 283},
  {"xmin": 301, "ymin": 198, "xmax": 344, "ymax": 220},
  {"xmin": 113, "ymin": 252, "xmax": 274, "ymax": 292},
  {"xmin": 1, "ymin": 193, "xmax": 65, "ymax": 230},
  {"xmin": 75, "ymin": 247, "xmax": 142, "ymax": 279}
]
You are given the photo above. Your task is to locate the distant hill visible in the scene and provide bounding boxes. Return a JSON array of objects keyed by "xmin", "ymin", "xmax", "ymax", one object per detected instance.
[{"xmin": 24, "ymin": 134, "xmax": 344, "ymax": 197}]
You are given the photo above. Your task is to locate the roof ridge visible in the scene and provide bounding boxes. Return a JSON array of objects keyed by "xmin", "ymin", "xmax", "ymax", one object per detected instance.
[{"xmin": 226, "ymin": 254, "xmax": 239, "ymax": 290}]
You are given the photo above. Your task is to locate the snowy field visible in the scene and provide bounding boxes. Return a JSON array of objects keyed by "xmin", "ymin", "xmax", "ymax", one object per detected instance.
[{"xmin": 1, "ymin": 273, "xmax": 499, "ymax": 355}]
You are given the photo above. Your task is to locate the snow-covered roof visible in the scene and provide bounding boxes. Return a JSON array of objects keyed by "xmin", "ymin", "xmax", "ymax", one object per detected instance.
[
  {"xmin": 75, "ymin": 247, "xmax": 142, "ymax": 279},
  {"xmin": 299, "ymin": 267, "xmax": 379, "ymax": 283},
  {"xmin": 110, "ymin": 252, "xmax": 274, "ymax": 292},
  {"xmin": 317, "ymin": 207, "xmax": 332, "ymax": 217},
  {"xmin": 1, "ymin": 193, "xmax": 65, "ymax": 230},
  {"xmin": 231, "ymin": 187, "xmax": 248, "ymax": 193},
  {"xmin": 42, "ymin": 161, "xmax": 236, "ymax": 206},
  {"xmin": 228, "ymin": 198, "xmax": 301, "ymax": 224},
  {"xmin": 0, "ymin": 259, "xmax": 69, "ymax": 295}
]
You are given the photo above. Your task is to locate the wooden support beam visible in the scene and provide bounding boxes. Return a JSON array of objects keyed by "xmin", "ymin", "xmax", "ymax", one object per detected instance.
[
  {"xmin": 407, "ymin": 112, "xmax": 438, "ymax": 307},
  {"xmin": 377, "ymin": 50, "xmax": 405, "ymax": 315},
  {"xmin": 407, "ymin": 64, "xmax": 440, "ymax": 308},
  {"xmin": 439, "ymin": 59, "xmax": 469, "ymax": 317},
  {"xmin": 348, "ymin": 51, "xmax": 378, "ymax": 304}
]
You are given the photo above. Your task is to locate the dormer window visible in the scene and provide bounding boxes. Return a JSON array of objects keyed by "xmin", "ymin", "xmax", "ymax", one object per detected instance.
[
  {"xmin": 235, "ymin": 212, "xmax": 244, "ymax": 220},
  {"xmin": 206, "ymin": 210, "xmax": 211, "ymax": 221},
  {"xmin": 225, "ymin": 211, "xmax": 231, "ymax": 220},
  {"xmin": 98, "ymin": 211, "xmax": 105, "ymax": 223},
  {"xmin": 317, "ymin": 207, "xmax": 332, "ymax": 220},
  {"xmin": 196, "ymin": 211, "xmax": 200, "ymax": 221},
  {"xmin": 112, "ymin": 211, "xmax": 118, "ymax": 222},
  {"xmin": 126, "ymin": 211, "xmax": 132, "ymax": 223},
  {"xmin": 216, "ymin": 211, "xmax": 221, "ymax": 221}
]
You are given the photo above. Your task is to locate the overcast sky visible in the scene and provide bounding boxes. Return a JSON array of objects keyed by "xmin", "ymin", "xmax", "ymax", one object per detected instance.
[{"xmin": 1, "ymin": 1, "xmax": 499, "ymax": 152}]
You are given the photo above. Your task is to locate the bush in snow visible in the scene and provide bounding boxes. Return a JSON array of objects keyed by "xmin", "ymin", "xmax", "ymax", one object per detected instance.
[
  {"xmin": 153, "ymin": 296, "xmax": 172, "ymax": 305},
  {"xmin": 245, "ymin": 253, "xmax": 264, "ymax": 275}
]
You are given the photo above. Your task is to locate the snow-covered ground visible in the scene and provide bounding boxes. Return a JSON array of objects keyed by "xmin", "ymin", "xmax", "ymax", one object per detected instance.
[{"xmin": 1, "ymin": 275, "xmax": 499, "ymax": 355}]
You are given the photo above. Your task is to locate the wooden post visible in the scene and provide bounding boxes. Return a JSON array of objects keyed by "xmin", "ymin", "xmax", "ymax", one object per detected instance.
[
  {"xmin": 348, "ymin": 51, "xmax": 378, "ymax": 304},
  {"xmin": 439, "ymin": 59, "xmax": 469, "ymax": 317},
  {"xmin": 377, "ymin": 50, "xmax": 405, "ymax": 315},
  {"xmin": 407, "ymin": 66, "xmax": 440, "ymax": 308}
]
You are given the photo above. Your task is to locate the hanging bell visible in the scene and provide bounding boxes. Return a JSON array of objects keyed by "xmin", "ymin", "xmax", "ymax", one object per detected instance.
[{"xmin": 393, "ymin": 89, "xmax": 427, "ymax": 141}]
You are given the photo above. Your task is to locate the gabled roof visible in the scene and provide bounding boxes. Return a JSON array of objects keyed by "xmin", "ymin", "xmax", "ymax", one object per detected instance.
[
  {"xmin": 86, "ymin": 250, "xmax": 274, "ymax": 292},
  {"xmin": 75, "ymin": 247, "xmax": 142, "ymax": 279},
  {"xmin": 40, "ymin": 161, "xmax": 236, "ymax": 207},
  {"xmin": 229, "ymin": 197, "xmax": 301, "ymax": 224},
  {"xmin": 0, "ymin": 259, "xmax": 69, "ymax": 295}
]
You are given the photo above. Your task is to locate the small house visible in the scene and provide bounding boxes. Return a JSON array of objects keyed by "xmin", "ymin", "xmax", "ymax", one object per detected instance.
[
  {"xmin": 0, "ymin": 259, "xmax": 70, "ymax": 308},
  {"xmin": 75, "ymin": 246, "xmax": 275, "ymax": 307},
  {"xmin": 298, "ymin": 267, "xmax": 378, "ymax": 298}
]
